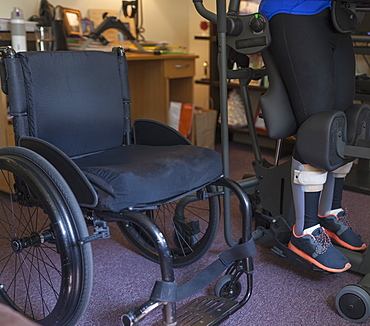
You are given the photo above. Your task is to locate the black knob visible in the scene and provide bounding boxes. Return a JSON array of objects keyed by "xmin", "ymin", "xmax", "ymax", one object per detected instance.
[{"xmin": 249, "ymin": 14, "xmax": 265, "ymax": 34}]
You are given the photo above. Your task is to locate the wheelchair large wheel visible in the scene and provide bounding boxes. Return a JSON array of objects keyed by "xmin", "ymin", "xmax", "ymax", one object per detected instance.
[
  {"xmin": 0, "ymin": 147, "xmax": 93, "ymax": 325},
  {"xmin": 118, "ymin": 187, "xmax": 220, "ymax": 267}
]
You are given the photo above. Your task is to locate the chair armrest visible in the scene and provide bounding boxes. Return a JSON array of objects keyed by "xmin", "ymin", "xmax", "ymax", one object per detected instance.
[
  {"xmin": 19, "ymin": 137, "xmax": 98, "ymax": 207},
  {"xmin": 133, "ymin": 119, "xmax": 192, "ymax": 145}
]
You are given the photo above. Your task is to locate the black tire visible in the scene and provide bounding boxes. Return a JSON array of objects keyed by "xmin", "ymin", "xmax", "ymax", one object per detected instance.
[
  {"xmin": 336, "ymin": 284, "xmax": 370, "ymax": 324},
  {"xmin": 118, "ymin": 187, "xmax": 220, "ymax": 267},
  {"xmin": 214, "ymin": 275, "xmax": 242, "ymax": 300},
  {"xmin": 0, "ymin": 147, "xmax": 93, "ymax": 325}
]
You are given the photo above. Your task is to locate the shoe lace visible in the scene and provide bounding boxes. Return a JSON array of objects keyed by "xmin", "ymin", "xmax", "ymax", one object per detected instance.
[
  {"xmin": 314, "ymin": 228, "xmax": 331, "ymax": 255},
  {"xmin": 337, "ymin": 207, "xmax": 351, "ymax": 228}
]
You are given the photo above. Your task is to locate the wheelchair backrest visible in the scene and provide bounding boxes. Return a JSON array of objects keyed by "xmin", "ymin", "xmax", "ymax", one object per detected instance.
[
  {"xmin": 260, "ymin": 48, "xmax": 298, "ymax": 140},
  {"xmin": 4, "ymin": 50, "xmax": 131, "ymax": 157}
]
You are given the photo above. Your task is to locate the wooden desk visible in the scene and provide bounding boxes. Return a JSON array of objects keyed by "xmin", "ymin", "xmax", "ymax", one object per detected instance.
[{"xmin": 125, "ymin": 53, "xmax": 198, "ymax": 124}]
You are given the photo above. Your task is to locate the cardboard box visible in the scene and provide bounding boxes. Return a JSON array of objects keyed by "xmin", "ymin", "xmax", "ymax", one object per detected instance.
[{"xmin": 190, "ymin": 109, "xmax": 217, "ymax": 149}]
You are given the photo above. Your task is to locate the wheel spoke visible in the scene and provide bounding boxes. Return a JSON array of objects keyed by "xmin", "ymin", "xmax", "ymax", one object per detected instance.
[
  {"xmin": 0, "ymin": 145, "xmax": 92, "ymax": 324},
  {"xmin": 119, "ymin": 188, "xmax": 220, "ymax": 267}
]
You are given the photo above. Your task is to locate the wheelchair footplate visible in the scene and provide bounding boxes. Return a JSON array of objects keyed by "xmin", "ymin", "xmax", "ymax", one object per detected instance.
[
  {"xmin": 175, "ymin": 296, "xmax": 239, "ymax": 326},
  {"xmin": 122, "ymin": 238, "xmax": 256, "ymax": 326}
]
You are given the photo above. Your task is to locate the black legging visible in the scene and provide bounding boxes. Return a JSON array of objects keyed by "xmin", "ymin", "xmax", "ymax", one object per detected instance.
[{"xmin": 268, "ymin": 8, "xmax": 355, "ymax": 129}]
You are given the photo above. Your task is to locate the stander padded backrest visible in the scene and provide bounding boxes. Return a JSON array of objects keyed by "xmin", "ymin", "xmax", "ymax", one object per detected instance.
[
  {"xmin": 260, "ymin": 49, "xmax": 297, "ymax": 139},
  {"xmin": 7, "ymin": 51, "xmax": 131, "ymax": 157}
]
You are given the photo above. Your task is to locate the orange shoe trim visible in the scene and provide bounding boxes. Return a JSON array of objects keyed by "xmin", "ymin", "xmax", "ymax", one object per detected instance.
[
  {"xmin": 325, "ymin": 230, "xmax": 367, "ymax": 252},
  {"xmin": 288, "ymin": 241, "xmax": 351, "ymax": 273}
]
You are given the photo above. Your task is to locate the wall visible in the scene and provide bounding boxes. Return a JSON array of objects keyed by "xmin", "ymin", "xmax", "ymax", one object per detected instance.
[
  {"xmin": 1, "ymin": 0, "xmax": 189, "ymax": 50},
  {"xmin": 1, "ymin": 0, "xmax": 213, "ymax": 109},
  {"xmin": 189, "ymin": 0, "xmax": 215, "ymax": 110}
]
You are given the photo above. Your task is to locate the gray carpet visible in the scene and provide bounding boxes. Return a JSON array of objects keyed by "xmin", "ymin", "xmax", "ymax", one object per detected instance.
[{"xmin": 75, "ymin": 141, "xmax": 370, "ymax": 326}]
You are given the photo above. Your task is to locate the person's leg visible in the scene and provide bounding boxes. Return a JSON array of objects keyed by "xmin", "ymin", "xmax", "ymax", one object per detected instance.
[
  {"xmin": 319, "ymin": 162, "xmax": 353, "ymax": 215},
  {"xmin": 289, "ymin": 157, "xmax": 350, "ymax": 272},
  {"xmin": 316, "ymin": 28, "xmax": 366, "ymax": 251},
  {"xmin": 268, "ymin": 10, "xmax": 352, "ymax": 271},
  {"xmin": 291, "ymin": 158, "xmax": 327, "ymax": 236},
  {"xmin": 268, "ymin": 9, "xmax": 339, "ymax": 127},
  {"xmin": 319, "ymin": 162, "xmax": 366, "ymax": 251}
]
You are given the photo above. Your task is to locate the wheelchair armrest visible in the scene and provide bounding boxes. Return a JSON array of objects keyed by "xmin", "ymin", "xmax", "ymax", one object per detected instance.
[
  {"xmin": 133, "ymin": 119, "xmax": 192, "ymax": 145},
  {"xmin": 19, "ymin": 137, "xmax": 98, "ymax": 208}
]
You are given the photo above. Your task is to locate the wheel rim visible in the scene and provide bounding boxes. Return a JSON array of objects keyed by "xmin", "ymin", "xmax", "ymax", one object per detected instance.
[
  {"xmin": 214, "ymin": 275, "xmax": 242, "ymax": 300},
  {"xmin": 0, "ymin": 153, "xmax": 89, "ymax": 324},
  {"xmin": 336, "ymin": 284, "xmax": 370, "ymax": 323}
]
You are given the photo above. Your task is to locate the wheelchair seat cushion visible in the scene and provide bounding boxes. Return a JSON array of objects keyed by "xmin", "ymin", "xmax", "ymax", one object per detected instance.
[{"xmin": 73, "ymin": 144, "xmax": 223, "ymax": 211}]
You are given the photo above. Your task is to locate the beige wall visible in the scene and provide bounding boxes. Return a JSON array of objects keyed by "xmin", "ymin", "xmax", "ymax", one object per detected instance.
[
  {"xmin": 1, "ymin": 0, "xmax": 189, "ymax": 47},
  {"xmin": 189, "ymin": 0, "xmax": 215, "ymax": 110},
  {"xmin": 1, "ymin": 0, "xmax": 214, "ymax": 109}
]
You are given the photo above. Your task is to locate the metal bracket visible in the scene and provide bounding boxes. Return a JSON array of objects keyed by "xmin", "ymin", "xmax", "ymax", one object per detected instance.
[
  {"xmin": 337, "ymin": 132, "xmax": 370, "ymax": 159},
  {"xmin": 196, "ymin": 188, "xmax": 224, "ymax": 200},
  {"xmin": 79, "ymin": 219, "xmax": 111, "ymax": 245}
]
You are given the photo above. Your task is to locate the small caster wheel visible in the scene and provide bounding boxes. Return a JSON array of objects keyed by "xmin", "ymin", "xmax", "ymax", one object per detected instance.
[
  {"xmin": 214, "ymin": 275, "xmax": 242, "ymax": 300},
  {"xmin": 336, "ymin": 284, "xmax": 370, "ymax": 323}
]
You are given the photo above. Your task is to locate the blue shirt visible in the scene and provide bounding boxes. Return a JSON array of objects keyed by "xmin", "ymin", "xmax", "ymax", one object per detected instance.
[{"xmin": 259, "ymin": 0, "xmax": 332, "ymax": 20}]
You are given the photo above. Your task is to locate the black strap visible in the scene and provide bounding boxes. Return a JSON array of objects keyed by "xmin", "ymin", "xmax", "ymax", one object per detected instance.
[
  {"xmin": 150, "ymin": 238, "xmax": 257, "ymax": 303},
  {"xmin": 219, "ymin": 238, "xmax": 256, "ymax": 266},
  {"xmin": 176, "ymin": 259, "xmax": 226, "ymax": 302}
]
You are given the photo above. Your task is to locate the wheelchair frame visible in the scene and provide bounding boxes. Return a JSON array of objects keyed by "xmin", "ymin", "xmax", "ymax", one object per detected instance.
[{"xmin": 0, "ymin": 45, "xmax": 257, "ymax": 326}]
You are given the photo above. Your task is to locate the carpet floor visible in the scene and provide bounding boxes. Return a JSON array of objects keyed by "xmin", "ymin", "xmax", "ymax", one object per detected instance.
[{"xmin": 75, "ymin": 141, "xmax": 370, "ymax": 326}]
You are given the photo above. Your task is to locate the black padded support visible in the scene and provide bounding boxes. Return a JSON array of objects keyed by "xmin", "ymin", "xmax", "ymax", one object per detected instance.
[
  {"xmin": 297, "ymin": 108, "xmax": 370, "ymax": 167},
  {"xmin": 295, "ymin": 110, "xmax": 350, "ymax": 171},
  {"xmin": 345, "ymin": 103, "xmax": 370, "ymax": 145},
  {"xmin": 260, "ymin": 49, "xmax": 297, "ymax": 139},
  {"xmin": 331, "ymin": 0, "xmax": 364, "ymax": 33},
  {"xmin": 15, "ymin": 51, "xmax": 129, "ymax": 157},
  {"xmin": 133, "ymin": 119, "xmax": 192, "ymax": 146},
  {"xmin": 4, "ymin": 57, "xmax": 27, "ymax": 116},
  {"xmin": 19, "ymin": 137, "xmax": 98, "ymax": 207}
]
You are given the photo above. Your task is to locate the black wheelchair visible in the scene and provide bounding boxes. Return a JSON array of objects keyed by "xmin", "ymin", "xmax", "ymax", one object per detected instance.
[{"xmin": 0, "ymin": 46, "xmax": 257, "ymax": 325}]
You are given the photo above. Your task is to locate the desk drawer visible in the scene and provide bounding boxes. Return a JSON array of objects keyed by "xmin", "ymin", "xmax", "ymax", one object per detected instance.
[{"xmin": 164, "ymin": 59, "xmax": 195, "ymax": 78}]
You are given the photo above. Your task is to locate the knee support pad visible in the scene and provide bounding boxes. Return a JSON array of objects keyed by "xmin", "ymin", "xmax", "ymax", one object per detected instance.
[
  {"xmin": 345, "ymin": 103, "xmax": 370, "ymax": 145},
  {"xmin": 295, "ymin": 110, "xmax": 351, "ymax": 172}
]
